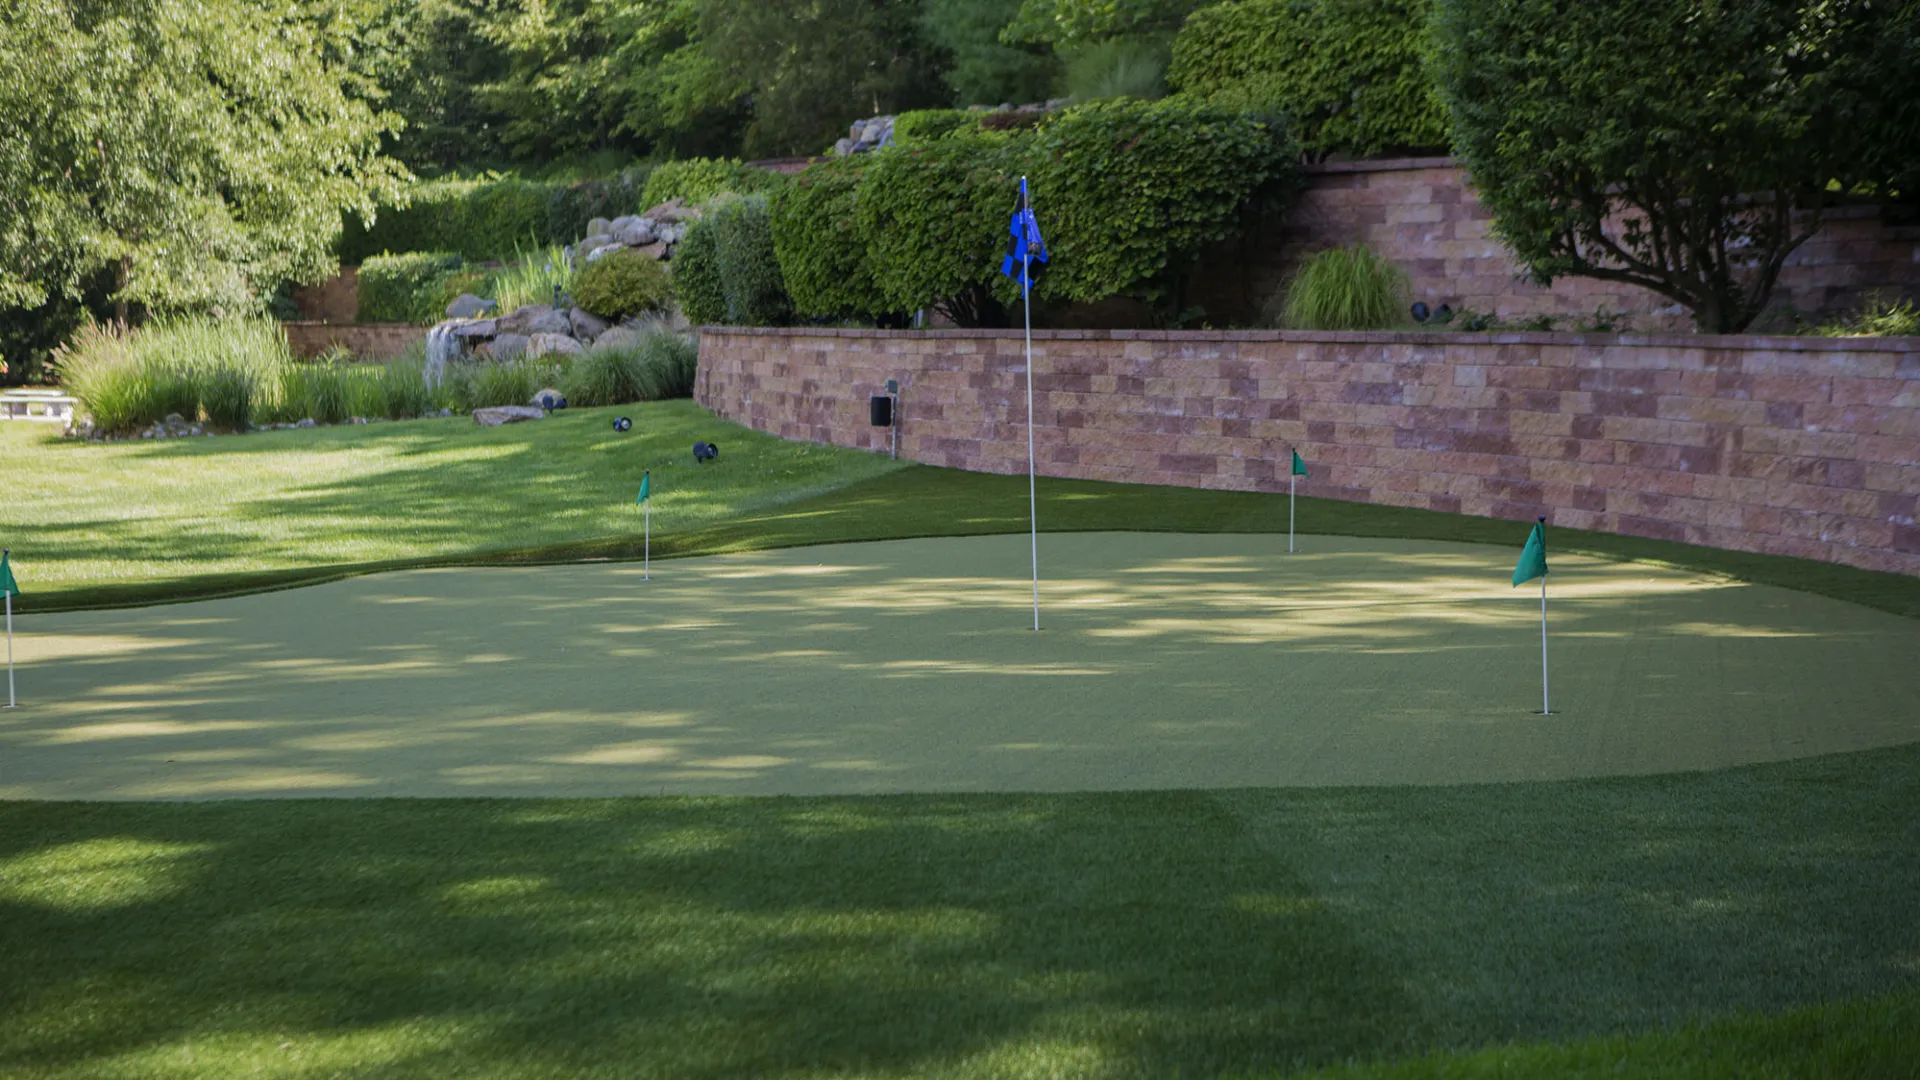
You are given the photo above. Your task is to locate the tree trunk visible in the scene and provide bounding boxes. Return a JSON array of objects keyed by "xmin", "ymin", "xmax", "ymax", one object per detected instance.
[{"xmin": 114, "ymin": 257, "xmax": 131, "ymax": 327}]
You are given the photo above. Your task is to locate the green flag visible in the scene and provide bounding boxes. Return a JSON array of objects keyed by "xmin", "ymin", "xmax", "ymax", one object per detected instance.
[
  {"xmin": 636, "ymin": 472, "xmax": 651, "ymax": 504},
  {"xmin": 0, "ymin": 550, "xmax": 16, "ymax": 597},
  {"xmin": 1512, "ymin": 521, "xmax": 1548, "ymax": 586},
  {"xmin": 1291, "ymin": 450, "xmax": 1308, "ymax": 478}
]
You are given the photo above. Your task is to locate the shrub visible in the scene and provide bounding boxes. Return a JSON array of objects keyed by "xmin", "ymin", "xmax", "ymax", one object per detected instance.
[
  {"xmin": 672, "ymin": 221, "xmax": 728, "ymax": 327},
  {"xmin": 357, "ymin": 252, "xmax": 469, "ymax": 324},
  {"xmin": 341, "ymin": 180, "xmax": 550, "ymax": 264},
  {"xmin": 1170, "ymin": 0, "xmax": 1448, "ymax": 159},
  {"xmin": 892, "ymin": 110, "xmax": 980, "ymax": 144},
  {"xmin": 771, "ymin": 156, "xmax": 890, "ymax": 320},
  {"xmin": 572, "ymin": 250, "xmax": 674, "ymax": 321},
  {"xmin": 1431, "ymin": 0, "xmax": 1920, "ymax": 333},
  {"xmin": 709, "ymin": 196, "xmax": 791, "ymax": 327},
  {"xmin": 1063, "ymin": 38, "xmax": 1170, "ymax": 102},
  {"xmin": 639, "ymin": 159, "xmax": 785, "ymax": 209},
  {"xmin": 1280, "ymin": 245, "xmax": 1408, "ymax": 330},
  {"xmin": 858, "ymin": 135, "xmax": 1029, "ymax": 325},
  {"xmin": 1025, "ymin": 98, "xmax": 1293, "ymax": 309}
]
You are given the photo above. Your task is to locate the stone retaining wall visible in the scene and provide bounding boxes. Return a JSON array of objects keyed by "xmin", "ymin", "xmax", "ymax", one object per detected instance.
[
  {"xmin": 697, "ymin": 327, "xmax": 1920, "ymax": 576},
  {"xmin": 1190, "ymin": 158, "xmax": 1920, "ymax": 329},
  {"xmin": 282, "ymin": 321, "xmax": 421, "ymax": 361}
]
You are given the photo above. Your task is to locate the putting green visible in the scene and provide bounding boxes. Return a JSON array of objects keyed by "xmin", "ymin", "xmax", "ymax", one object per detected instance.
[{"xmin": 3, "ymin": 533, "xmax": 1917, "ymax": 799}]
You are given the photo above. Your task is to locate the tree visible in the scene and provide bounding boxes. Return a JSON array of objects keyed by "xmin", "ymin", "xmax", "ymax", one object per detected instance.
[
  {"xmin": 698, "ymin": 0, "xmax": 950, "ymax": 157},
  {"xmin": 921, "ymin": 0, "xmax": 1061, "ymax": 106},
  {"xmin": 1431, "ymin": 0, "xmax": 1920, "ymax": 333},
  {"xmin": 1000, "ymin": 0, "xmax": 1206, "ymax": 47},
  {"xmin": 0, "ymin": 0, "xmax": 405, "ymax": 320}
]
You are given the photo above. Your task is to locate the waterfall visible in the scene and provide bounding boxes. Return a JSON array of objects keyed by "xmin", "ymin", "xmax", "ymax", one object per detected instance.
[{"xmin": 424, "ymin": 323, "xmax": 463, "ymax": 389}]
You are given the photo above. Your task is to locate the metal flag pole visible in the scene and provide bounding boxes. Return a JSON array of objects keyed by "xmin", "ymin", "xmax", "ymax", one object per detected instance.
[
  {"xmin": 4, "ymin": 548, "xmax": 14, "ymax": 710},
  {"xmin": 644, "ymin": 498, "xmax": 650, "ymax": 581},
  {"xmin": 1289, "ymin": 473, "xmax": 1296, "ymax": 555},
  {"xmin": 1024, "ymin": 184, "xmax": 1040, "ymax": 633},
  {"xmin": 1539, "ymin": 574, "xmax": 1549, "ymax": 715}
]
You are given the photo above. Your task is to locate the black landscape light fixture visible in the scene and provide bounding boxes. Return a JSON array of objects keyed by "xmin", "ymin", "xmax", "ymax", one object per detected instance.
[
  {"xmin": 693, "ymin": 440, "xmax": 720, "ymax": 464},
  {"xmin": 1411, "ymin": 301, "xmax": 1431, "ymax": 323},
  {"xmin": 869, "ymin": 378, "xmax": 901, "ymax": 459}
]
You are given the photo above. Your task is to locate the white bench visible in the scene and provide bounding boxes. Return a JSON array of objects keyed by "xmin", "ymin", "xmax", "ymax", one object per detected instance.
[{"xmin": 0, "ymin": 389, "xmax": 79, "ymax": 424}]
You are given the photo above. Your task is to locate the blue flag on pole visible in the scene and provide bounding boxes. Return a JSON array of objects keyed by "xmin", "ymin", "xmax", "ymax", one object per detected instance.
[{"xmin": 999, "ymin": 177, "xmax": 1048, "ymax": 291}]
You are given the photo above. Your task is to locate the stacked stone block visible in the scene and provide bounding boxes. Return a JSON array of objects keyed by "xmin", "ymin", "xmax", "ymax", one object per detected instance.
[{"xmin": 698, "ymin": 327, "xmax": 1920, "ymax": 576}]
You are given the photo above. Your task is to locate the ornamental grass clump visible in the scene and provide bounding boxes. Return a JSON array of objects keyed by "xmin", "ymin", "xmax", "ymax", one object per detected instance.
[
  {"xmin": 489, "ymin": 243, "xmax": 573, "ymax": 315},
  {"xmin": 564, "ymin": 321, "xmax": 699, "ymax": 405},
  {"xmin": 58, "ymin": 316, "xmax": 293, "ymax": 433},
  {"xmin": 1280, "ymin": 245, "xmax": 1409, "ymax": 330}
]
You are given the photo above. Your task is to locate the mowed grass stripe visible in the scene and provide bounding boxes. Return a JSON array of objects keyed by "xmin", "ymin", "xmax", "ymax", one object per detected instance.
[{"xmin": 3, "ymin": 743, "xmax": 1917, "ymax": 1079}]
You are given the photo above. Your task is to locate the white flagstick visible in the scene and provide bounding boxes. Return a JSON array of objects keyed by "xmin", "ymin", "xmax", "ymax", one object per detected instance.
[
  {"xmin": 1539, "ymin": 575, "xmax": 1550, "ymax": 715},
  {"xmin": 1288, "ymin": 473, "xmax": 1296, "ymax": 554},
  {"xmin": 644, "ymin": 497, "xmax": 651, "ymax": 581},
  {"xmin": 1024, "ymin": 226, "xmax": 1040, "ymax": 633},
  {"xmin": 5, "ymin": 589, "xmax": 13, "ymax": 710}
]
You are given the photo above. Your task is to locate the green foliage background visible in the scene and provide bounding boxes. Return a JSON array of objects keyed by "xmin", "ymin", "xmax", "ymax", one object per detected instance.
[
  {"xmin": 1430, "ymin": 0, "xmax": 1920, "ymax": 332},
  {"xmin": 355, "ymin": 253, "xmax": 474, "ymax": 324},
  {"xmin": 1169, "ymin": 0, "xmax": 1448, "ymax": 159}
]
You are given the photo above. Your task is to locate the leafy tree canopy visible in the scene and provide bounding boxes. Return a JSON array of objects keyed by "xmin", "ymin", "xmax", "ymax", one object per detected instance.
[
  {"xmin": 0, "ymin": 0, "xmax": 405, "ymax": 316},
  {"xmin": 1432, "ymin": 0, "xmax": 1920, "ymax": 333},
  {"xmin": 1001, "ymin": 0, "xmax": 1206, "ymax": 46}
]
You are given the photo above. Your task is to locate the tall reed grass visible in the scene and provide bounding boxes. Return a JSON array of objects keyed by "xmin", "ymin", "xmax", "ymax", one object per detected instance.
[
  {"xmin": 563, "ymin": 321, "xmax": 699, "ymax": 406},
  {"xmin": 491, "ymin": 243, "xmax": 574, "ymax": 315},
  {"xmin": 57, "ymin": 317, "xmax": 294, "ymax": 434},
  {"xmin": 1280, "ymin": 245, "xmax": 1410, "ymax": 331}
]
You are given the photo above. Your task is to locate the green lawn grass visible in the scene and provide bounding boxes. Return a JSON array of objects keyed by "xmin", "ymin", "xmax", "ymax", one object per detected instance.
[
  {"xmin": 3, "ymin": 746, "xmax": 1917, "ymax": 1079},
  {"xmin": 0, "ymin": 401, "xmax": 902, "ymax": 607}
]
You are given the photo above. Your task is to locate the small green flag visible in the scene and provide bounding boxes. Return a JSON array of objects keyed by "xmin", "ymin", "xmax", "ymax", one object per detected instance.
[
  {"xmin": 1290, "ymin": 450, "xmax": 1308, "ymax": 478},
  {"xmin": 636, "ymin": 472, "xmax": 651, "ymax": 504},
  {"xmin": 1512, "ymin": 521, "xmax": 1548, "ymax": 587},
  {"xmin": 0, "ymin": 550, "xmax": 16, "ymax": 598}
]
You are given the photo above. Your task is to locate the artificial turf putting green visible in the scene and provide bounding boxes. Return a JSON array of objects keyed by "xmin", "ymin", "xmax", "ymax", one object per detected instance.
[{"xmin": 6, "ymin": 533, "xmax": 1917, "ymax": 799}]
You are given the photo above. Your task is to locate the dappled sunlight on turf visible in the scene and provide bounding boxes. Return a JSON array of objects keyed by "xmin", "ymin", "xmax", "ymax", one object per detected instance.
[{"xmin": 3, "ymin": 534, "xmax": 1918, "ymax": 799}]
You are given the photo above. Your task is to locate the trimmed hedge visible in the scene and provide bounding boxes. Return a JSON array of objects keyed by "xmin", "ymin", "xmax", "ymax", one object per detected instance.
[
  {"xmin": 1169, "ymin": 0, "xmax": 1448, "ymax": 159},
  {"xmin": 672, "ymin": 220, "xmax": 728, "ymax": 327},
  {"xmin": 771, "ymin": 156, "xmax": 889, "ymax": 320},
  {"xmin": 339, "ymin": 171, "xmax": 651, "ymax": 263},
  {"xmin": 856, "ymin": 134, "xmax": 1025, "ymax": 325},
  {"xmin": 709, "ymin": 196, "xmax": 791, "ymax": 327},
  {"xmin": 1026, "ymin": 98, "xmax": 1292, "ymax": 306},
  {"xmin": 356, "ymin": 252, "xmax": 476, "ymax": 325},
  {"xmin": 639, "ymin": 159, "xmax": 787, "ymax": 209},
  {"xmin": 765, "ymin": 99, "xmax": 1293, "ymax": 328}
]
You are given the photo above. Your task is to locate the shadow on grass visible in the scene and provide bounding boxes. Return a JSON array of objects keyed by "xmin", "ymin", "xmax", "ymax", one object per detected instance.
[{"xmin": 2, "ymin": 749, "xmax": 1917, "ymax": 1078}]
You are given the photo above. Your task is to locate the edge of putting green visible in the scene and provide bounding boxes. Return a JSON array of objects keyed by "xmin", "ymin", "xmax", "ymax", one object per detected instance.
[{"xmin": 16, "ymin": 464, "xmax": 1920, "ymax": 620}]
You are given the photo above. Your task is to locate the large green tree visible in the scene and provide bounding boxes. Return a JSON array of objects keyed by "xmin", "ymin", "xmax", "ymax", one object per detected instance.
[
  {"xmin": 1431, "ymin": 0, "xmax": 1920, "ymax": 333},
  {"xmin": 0, "ymin": 0, "xmax": 405, "ymax": 320}
]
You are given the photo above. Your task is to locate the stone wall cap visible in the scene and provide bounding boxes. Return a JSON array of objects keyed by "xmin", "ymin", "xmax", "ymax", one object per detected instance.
[
  {"xmin": 1301, "ymin": 156, "xmax": 1460, "ymax": 175},
  {"xmin": 697, "ymin": 325, "xmax": 1920, "ymax": 353}
]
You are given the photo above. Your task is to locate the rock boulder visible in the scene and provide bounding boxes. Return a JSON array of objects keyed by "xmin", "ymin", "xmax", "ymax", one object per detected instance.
[
  {"xmin": 529, "ymin": 333, "xmax": 585, "ymax": 359},
  {"xmin": 473, "ymin": 405, "xmax": 547, "ymax": 427}
]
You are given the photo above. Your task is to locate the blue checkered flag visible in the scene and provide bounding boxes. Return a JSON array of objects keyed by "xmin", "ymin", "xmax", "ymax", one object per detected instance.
[{"xmin": 999, "ymin": 177, "xmax": 1048, "ymax": 293}]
